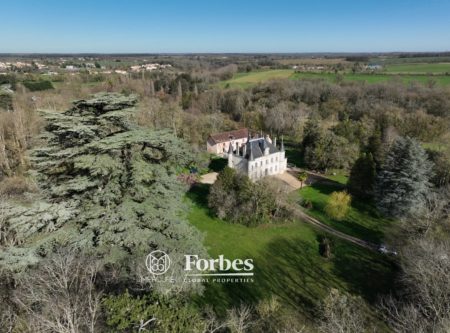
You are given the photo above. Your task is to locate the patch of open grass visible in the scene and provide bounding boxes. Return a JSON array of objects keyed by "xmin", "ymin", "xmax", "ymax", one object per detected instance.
[
  {"xmin": 187, "ymin": 184, "xmax": 396, "ymax": 322},
  {"xmin": 324, "ymin": 170, "xmax": 349, "ymax": 185},
  {"xmin": 298, "ymin": 180, "xmax": 392, "ymax": 244}
]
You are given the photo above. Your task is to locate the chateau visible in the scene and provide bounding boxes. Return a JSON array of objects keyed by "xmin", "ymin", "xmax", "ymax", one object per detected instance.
[{"xmin": 207, "ymin": 129, "xmax": 288, "ymax": 180}]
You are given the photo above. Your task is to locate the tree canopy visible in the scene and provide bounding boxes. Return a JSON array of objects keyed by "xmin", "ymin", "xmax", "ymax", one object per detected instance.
[
  {"xmin": 375, "ymin": 136, "xmax": 434, "ymax": 219},
  {"xmin": 0, "ymin": 93, "xmax": 205, "ymax": 290}
]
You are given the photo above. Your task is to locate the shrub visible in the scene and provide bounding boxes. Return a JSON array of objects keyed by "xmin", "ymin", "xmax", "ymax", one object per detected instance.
[
  {"xmin": 0, "ymin": 93, "xmax": 13, "ymax": 110},
  {"xmin": 103, "ymin": 290, "xmax": 206, "ymax": 332},
  {"xmin": 319, "ymin": 236, "xmax": 332, "ymax": 258},
  {"xmin": 0, "ymin": 176, "xmax": 36, "ymax": 197},
  {"xmin": 22, "ymin": 80, "xmax": 54, "ymax": 92},
  {"xmin": 302, "ymin": 199, "xmax": 313, "ymax": 209},
  {"xmin": 208, "ymin": 167, "xmax": 291, "ymax": 226},
  {"xmin": 325, "ymin": 191, "xmax": 351, "ymax": 221}
]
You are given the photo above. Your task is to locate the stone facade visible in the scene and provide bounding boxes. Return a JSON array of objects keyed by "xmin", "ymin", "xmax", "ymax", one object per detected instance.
[{"xmin": 227, "ymin": 135, "xmax": 287, "ymax": 180}]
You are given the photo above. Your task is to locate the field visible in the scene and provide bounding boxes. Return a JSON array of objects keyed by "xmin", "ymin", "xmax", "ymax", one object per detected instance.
[
  {"xmin": 384, "ymin": 62, "xmax": 450, "ymax": 74},
  {"xmin": 276, "ymin": 57, "xmax": 350, "ymax": 66},
  {"xmin": 220, "ymin": 69, "xmax": 450, "ymax": 88},
  {"xmin": 187, "ymin": 184, "xmax": 396, "ymax": 324},
  {"xmin": 218, "ymin": 69, "xmax": 295, "ymax": 88},
  {"xmin": 371, "ymin": 56, "xmax": 450, "ymax": 65}
]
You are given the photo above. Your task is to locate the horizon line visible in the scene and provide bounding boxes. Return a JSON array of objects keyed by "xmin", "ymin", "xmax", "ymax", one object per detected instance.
[{"xmin": 1, "ymin": 51, "xmax": 450, "ymax": 56}]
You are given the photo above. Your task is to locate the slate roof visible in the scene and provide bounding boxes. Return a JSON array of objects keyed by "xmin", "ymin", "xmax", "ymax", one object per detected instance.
[
  {"xmin": 208, "ymin": 128, "xmax": 248, "ymax": 144},
  {"xmin": 244, "ymin": 138, "xmax": 279, "ymax": 160}
]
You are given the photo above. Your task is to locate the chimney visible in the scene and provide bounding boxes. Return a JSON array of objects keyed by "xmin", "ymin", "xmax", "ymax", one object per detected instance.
[
  {"xmin": 274, "ymin": 137, "xmax": 277, "ymax": 147},
  {"xmin": 228, "ymin": 141, "xmax": 233, "ymax": 155},
  {"xmin": 228, "ymin": 142, "xmax": 233, "ymax": 167}
]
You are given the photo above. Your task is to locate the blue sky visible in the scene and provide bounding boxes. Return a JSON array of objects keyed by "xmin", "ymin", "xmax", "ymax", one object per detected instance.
[{"xmin": 1, "ymin": 0, "xmax": 449, "ymax": 53}]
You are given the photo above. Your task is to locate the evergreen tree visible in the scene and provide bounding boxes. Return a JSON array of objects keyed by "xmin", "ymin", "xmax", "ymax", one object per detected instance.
[
  {"xmin": 301, "ymin": 116, "xmax": 321, "ymax": 151},
  {"xmin": 375, "ymin": 137, "xmax": 433, "ymax": 218},
  {"xmin": 366, "ymin": 130, "xmax": 384, "ymax": 170},
  {"xmin": 0, "ymin": 93, "xmax": 206, "ymax": 290},
  {"xmin": 348, "ymin": 153, "xmax": 376, "ymax": 198}
]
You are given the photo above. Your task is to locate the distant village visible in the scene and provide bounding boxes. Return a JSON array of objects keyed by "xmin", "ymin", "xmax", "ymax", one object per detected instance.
[{"xmin": 0, "ymin": 57, "xmax": 172, "ymax": 76}]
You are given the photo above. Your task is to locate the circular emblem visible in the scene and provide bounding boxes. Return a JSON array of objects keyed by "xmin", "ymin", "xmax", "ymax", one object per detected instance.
[{"xmin": 146, "ymin": 250, "xmax": 171, "ymax": 275}]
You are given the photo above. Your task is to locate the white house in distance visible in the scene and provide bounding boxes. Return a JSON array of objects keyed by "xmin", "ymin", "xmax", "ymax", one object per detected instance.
[{"xmin": 207, "ymin": 129, "xmax": 288, "ymax": 180}]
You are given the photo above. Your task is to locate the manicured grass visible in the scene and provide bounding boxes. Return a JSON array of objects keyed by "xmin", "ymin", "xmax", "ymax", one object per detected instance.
[
  {"xmin": 324, "ymin": 171, "xmax": 349, "ymax": 185},
  {"xmin": 298, "ymin": 180, "xmax": 392, "ymax": 244},
  {"xmin": 187, "ymin": 184, "xmax": 396, "ymax": 321},
  {"xmin": 384, "ymin": 62, "xmax": 450, "ymax": 74}
]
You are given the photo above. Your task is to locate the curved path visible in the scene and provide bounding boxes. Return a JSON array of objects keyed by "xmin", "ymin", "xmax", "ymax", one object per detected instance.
[{"xmin": 294, "ymin": 208, "xmax": 378, "ymax": 252}]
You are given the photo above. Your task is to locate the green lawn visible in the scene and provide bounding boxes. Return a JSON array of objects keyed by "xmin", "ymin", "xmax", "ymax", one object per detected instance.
[
  {"xmin": 186, "ymin": 184, "xmax": 396, "ymax": 323},
  {"xmin": 298, "ymin": 179, "xmax": 392, "ymax": 244},
  {"xmin": 323, "ymin": 171, "xmax": 349, "ymax": 185}
]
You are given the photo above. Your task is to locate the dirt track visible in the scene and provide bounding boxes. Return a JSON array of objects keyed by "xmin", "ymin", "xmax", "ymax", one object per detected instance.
[{"xmin": 294, "ymin": 209, "xmax": 378, "ymax": 251}]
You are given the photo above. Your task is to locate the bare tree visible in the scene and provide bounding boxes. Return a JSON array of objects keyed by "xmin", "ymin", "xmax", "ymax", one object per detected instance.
[
  {"xmin": 202, "ymin": 305, "xmax": 228, "ymax": 333},
  {"xmin": 380, "ymin": 238, "xmax": 450, "ymax": 333},
  {"xmin": 318, "ymin": 288, "xmax": 369, "ymax": 333},
  {"xmin": 14, "ymin": 247, "xmax": 103, "ymax": 333},
  {"xmin": 226, "ymin": 303, "xmax": 254, "ymax": 333}
]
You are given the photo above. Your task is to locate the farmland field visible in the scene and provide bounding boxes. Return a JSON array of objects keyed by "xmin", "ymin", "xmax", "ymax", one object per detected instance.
[
  {"xmin": 218, "ymin": 69, "xmax": 295, "ymax": 88},
  {"xmin": 220, "ymin": 69, "xmax": 450, "ymax": 88},
  {"xmin": 291, "ymin": 72, "xmax": 450, "ymax": 85},
  {"xmin": 384, "ymin": 62, "xmax": 450, "ymax": 73}
]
